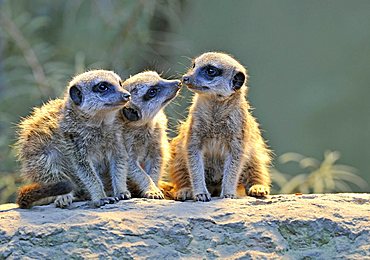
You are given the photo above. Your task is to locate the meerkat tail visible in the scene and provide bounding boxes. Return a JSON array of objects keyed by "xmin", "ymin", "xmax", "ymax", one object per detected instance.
[{"xmin": 17, "ymin": 181, "xmax": 73, "ymax": 209}]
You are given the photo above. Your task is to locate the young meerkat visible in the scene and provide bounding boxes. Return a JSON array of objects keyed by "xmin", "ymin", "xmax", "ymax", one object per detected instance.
[
  {"xmin": 168, "ymin": 52, "xmax": 271, "ymax": 202},
  {"xmin": 119, "ymin": 71, "xmax": 181, "ymax": 199},
  {"xmin": 16, "ymin": 70, "xmax": 132, "ymax": 208}
]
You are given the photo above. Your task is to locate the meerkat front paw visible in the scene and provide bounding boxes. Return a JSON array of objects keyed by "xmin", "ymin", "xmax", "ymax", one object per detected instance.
[
  {"xmin": 54, "ymin": 193, "xmax": 74, "ymax": 208},
  {"xmin": 143, "ymin": 188, "xmax": 164, "ymax": 199},
  {"xmin": 194, "ymin": 192, "xmax": 211, "ymax": 202},
  {"xmin": 222, "ymin": 193, "xmax": 237, "ymax": 199},
  {"xmin": 248, "ymin": 184, "xmax": 270, "ymax": 197},
  {"xmin": 91, "ymin": 197, "xmax": 119, "ymax": 207},
  {"xmin": 117, "ymin": 191, "xmax": 131, "ymax": 200},
  {"xmin": 175, "ymin": 187, "xmax": 193, "ymax": 201}
]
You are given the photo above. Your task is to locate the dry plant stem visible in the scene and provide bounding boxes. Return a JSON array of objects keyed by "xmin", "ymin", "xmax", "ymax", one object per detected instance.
[
  {"xmin": 0, "ymin": 12, "xmax": 51, "ymax": 98},
  {"xmin": 111, "ymin": 1, "xmax": 144, "ymax": 60}
]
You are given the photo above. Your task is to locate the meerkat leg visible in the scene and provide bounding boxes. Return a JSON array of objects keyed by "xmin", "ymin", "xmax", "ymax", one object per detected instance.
[
  {"xmin": 143, "ymin": 159, "xmax": 154, "ymax": 182},
  {"xmin": 54, "ymin": 188, "xmax": 89, "ymax": 208},
  {"xmin": 220, "ymin": 148, "xmax": 245, "ymax": 199},
  {"xmin": 146, "ymin": 154, "xmax": 160, "ymax": 185},
  {"xmin": 176, "ymin": 187, "xmax": 193, "ymax": 201},
  {"xmin": 247, "ymin": 168, "xmax": 270, "ymax": 197},
  {"xmin": 187, "ymin": 144, "xmax": 210, "ymax": 202},
  {"xmin": 173, "ymin": 162, "xmax": 193, "ymax": 201},
  {"xmin": 128, "ymin": 159, "xmax": 164, "ymax": 199},
  {"xmin": 144, "ymin": 152, "xmax": 165, "ymax": 199},
  {"xmin": 54, "ymin": 192, "xmax": 74, "ymax": 208},
  {"xmin": 245, "ymin": 152, "xmax": 271, "ymax": 197},
  {"xmin": 29, "ymin": 193, "xmax": 75, "ymax": 209},
  {"xmin": 75, "ymin": 160, "xmax": 116, "ymax": 207},
  {"xmin": 169, "ymin": 142, "xmax": 193, "ymax": 201},
  {"xmin": 110, "ymin": 157, "xmax": 131, "ymax": 200},
  {"xmin": 41, "ymin": 161, "xmax": 75, "ymax": 208}
]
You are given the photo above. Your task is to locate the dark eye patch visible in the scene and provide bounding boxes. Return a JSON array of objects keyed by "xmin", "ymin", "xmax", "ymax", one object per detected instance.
[
  {"xmin": 143, "ymin": 85, "xmax": 160, "ymax": 101},
  {"xmin": 201, "ymin": 65, "xmax": 222, "ymax": 78},
  {"xmin": 92, "ymin": 81, "xmax": 112, "ymax": 93}
]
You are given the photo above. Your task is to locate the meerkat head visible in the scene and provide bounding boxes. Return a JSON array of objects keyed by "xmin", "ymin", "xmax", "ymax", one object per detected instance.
[
  {"xmin": 67, "ymin": 70, "xmax": 131, "ymax": 116},
  {"xmin": 120, "ymin": 71, "xmax": 181, "ymax": 123},
  {"xmin": 182, "ymin": 52, "xmax": 248, "ymax": 98}
]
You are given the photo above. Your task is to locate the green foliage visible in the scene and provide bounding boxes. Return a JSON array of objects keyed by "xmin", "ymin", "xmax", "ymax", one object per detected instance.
[
  {"xmin": 0, "ymin": 173, "xmax": 21, "ymax": 203},
  {"xmin": 271, "ymin": 151, "xmax": 368, "ymax": 194},
  {"xmin": 0, "ymin": 0, "xmax": 183, "ymax": 203}
]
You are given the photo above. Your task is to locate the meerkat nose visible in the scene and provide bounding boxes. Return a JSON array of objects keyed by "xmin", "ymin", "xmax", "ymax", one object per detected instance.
[
  {"xmin": 174, "ymin": 79, "xmax": 182, "ymax": 87},
  {"xmin": 121, "ymin": 92, "xmax": 131, "ymax": 101},
  {"xmin": 182, "ymin": 76, "xmax": 190, "ymax": 84}
]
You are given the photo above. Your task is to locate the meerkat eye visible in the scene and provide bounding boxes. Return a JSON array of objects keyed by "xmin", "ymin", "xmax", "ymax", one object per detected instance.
[
  {"xmin": 192, "ymin": 63, "xmax": 195, "ymax": 69},
  {"xmin": 207, "ymin": 68, "xmax": 216, "ymax": 76},
  {"xmin": 204, "ymin": 65, "xmax": 222, "ymax": 77},
  {"xmin": 93, "ymin": 82, "xmax": 110, "ymax": 93},
  {"xmin": 143, "ymin": 87, "xmax": 159, "ymax": 101},
  {"xmin": 148, "ymin": 89, "xmax": 157, "ymax": 97}
]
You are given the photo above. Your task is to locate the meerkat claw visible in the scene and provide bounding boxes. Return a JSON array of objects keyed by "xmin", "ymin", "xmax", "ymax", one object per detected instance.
[
  {"xmin": 222, "ymin": 194, "xmax": 237, "ymax": 199},
  {"xmin": 144, "ymin": 190, "xmax": 164, "ymax": 199},
  {"xmin": 91, "ymin": 196, "xmax": 120, "ymax": 207},
  {"xmin": 175, "ymin": 188, "xmax": 193, "ymax": 201},
  {"xmin": 107, "ymin": 197, "xmax": 118, "ymax": 204},
  {"xmin": 54, "ymin": 193, "xmax": 73, "ymax": 208},
  {"xmin": 248, "ymin": 184, "xmax": 270, "ymax": 197},
  {"xmin": 91, "ymin": 199, "xmax": 107, "ymax": 208},
  {"xmin": 194, "ymin": 193, "xmax": 211, "ymax": 202},
  {"xmin": 118, "ymin": 191, "xmax": 131, "ymax": 200}
]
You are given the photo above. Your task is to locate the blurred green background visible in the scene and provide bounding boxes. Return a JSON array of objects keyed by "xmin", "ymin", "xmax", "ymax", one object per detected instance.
[{"xmin": 1, "ymin": 0, "xmax": 369, "ymax": 203}]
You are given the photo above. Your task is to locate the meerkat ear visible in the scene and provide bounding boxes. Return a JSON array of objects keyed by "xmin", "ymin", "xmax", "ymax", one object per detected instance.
[
  {"xmin": 119, "ymin": 80, "xmax": 124, "ymax": 87},
  {"xmin": 121, "ymin": 107, "xmax": 141, "ymax": 121},
  {"xmin": 69, "ymin": 85, "xmax": 83, "ymax": 106},
  {"xmin": 232, "ymin": 72, "xmax": 246, "ymax": 90}
]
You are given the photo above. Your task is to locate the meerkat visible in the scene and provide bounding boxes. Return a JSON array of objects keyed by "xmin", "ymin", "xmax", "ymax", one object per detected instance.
[
  {"xmin": 119, "ymin": 71, "xmax": 181, "ymax": 199},
  {"xmin": 168, "ymin": 52, "xmax": 271, "ymax": 202},
  {"xmin": 16, "ymin": 70, "xmax": 132, "ymax": 208}
]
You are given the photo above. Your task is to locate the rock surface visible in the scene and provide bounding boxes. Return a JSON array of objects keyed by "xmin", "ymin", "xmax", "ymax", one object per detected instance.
[{"xmin": 0, "ymin": 194, "xmax": 369, "ymax": 259}]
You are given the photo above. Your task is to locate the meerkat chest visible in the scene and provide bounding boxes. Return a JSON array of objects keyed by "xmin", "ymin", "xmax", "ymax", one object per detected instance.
[
  {"xmin": 84, "ymin": 127, "xmax": 115, "ymax": 162},
  {"xmin": 194, "ymin": 111, "xmax": 238, "ymax": 140},
  {"xmin": 202, "ymin": 138, "xmax": 228, "ymax": 159},
  {"xmin": 192, "ymin": 107, "xmax": 244, "ymax": 160},
  {"xmin": 125, "ymin": 128, "xmax": 154, "ymax": 159}
]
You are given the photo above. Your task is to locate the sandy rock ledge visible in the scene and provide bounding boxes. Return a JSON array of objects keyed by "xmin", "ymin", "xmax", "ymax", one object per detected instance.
[{"xmin": 0, "ymin": 193, "xmax": 369, "ymax": 259}]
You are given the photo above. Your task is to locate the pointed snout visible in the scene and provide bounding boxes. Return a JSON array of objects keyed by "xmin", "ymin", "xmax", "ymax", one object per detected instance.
[
  {"xmin": 173, "ymin": 79, "xmax": 182, "ymax": 88},
  {"xmin": 120, "ymin": 92, "xmax": 131, "ymax": 102},
  {"xmin": 163, "ymin": 79, "xmax": 182, "ymax": 88},
  {"xmin": 182, "ymin": 75, "xmax": 191, "ymax": 85}
]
